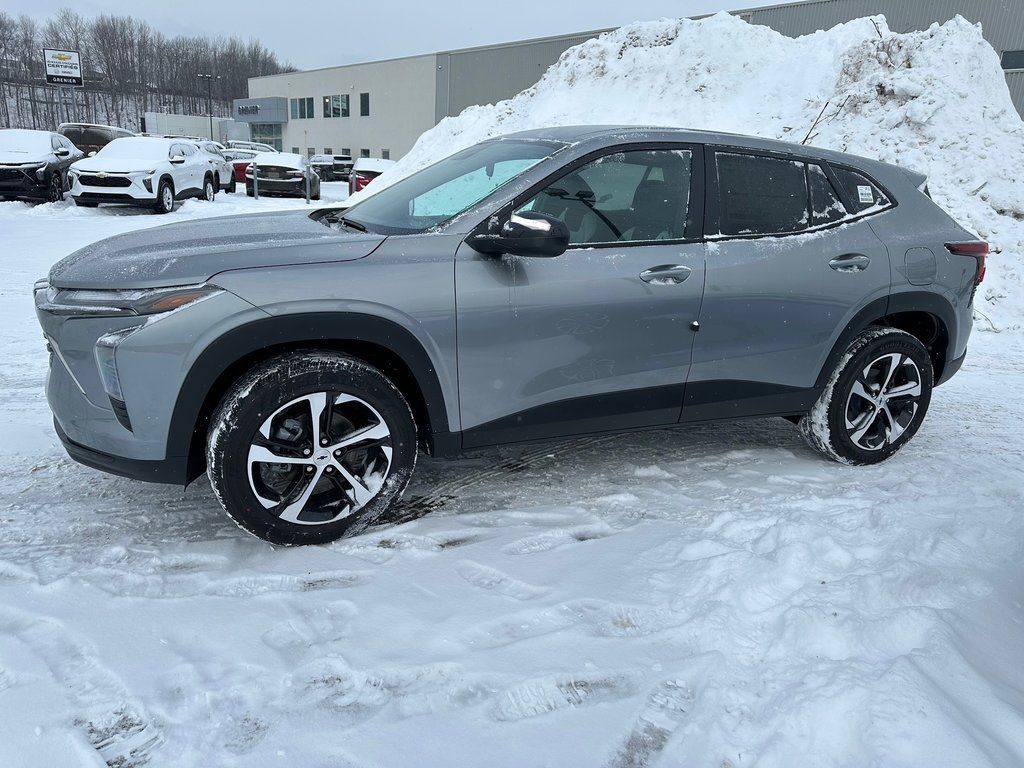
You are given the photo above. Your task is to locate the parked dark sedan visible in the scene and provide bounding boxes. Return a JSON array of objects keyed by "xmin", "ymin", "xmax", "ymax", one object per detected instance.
[
  {"xmin": 245, "ymin": 152, "xmax": 320, "ymax": 199},
  {"xmin": 0, "ymin": 128, "xmax": 83, "ymax": 203}
]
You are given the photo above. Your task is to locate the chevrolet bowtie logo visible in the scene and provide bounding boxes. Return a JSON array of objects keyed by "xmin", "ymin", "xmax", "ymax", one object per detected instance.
[{"xmin": 96, "ymin": 172, "xmax": 108, "ymax": 178}]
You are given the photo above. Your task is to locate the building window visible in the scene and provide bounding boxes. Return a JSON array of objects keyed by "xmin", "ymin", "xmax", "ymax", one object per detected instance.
[
  {"xmin": 381, "ymin": 149, "xmax": 390, "ymax": 160},
  {"xmin": 291, "ymin": 146, "xmax": 300, "ymax": 154},
  {"xmin": 360, "ymin": 148, "xmax": 370, "ymax": 158},
  {"xmin": 1002, "ymin": 50, "xmax": 1024, "ymax": 71},
  {"xmin": 322, "ymin": 94, "xmax": 350, "ymax": 118},
  {"xmin": 290, "ymin": 97, "xmax": 315, "ymax": 119},
  {"xmin": 250, "ymin": 123, "xmax": 283, "ymax": 151},
  {"xmin": 324, "ymin": 146, "xmax": 333, "ymax": 154},
  {"xmin": 360, "ymin": 92, "xmax": 370, "ymax": 117},
  {"xmin": 341, "ymin": 147, "xmax": 351, "ymax": 156},
  {"xmin": 307, "ymin": 148, "xmax": 315, "ymax": 158}
]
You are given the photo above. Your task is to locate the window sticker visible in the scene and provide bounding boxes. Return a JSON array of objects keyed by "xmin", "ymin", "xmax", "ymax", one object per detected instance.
[{"xmin": 857, "ymin": 185, "xmax": 874, "ymax": 204}]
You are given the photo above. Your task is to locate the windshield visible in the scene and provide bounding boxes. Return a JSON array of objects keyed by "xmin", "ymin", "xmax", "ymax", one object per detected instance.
[
  {"xmin": 332, "ymin": 139, "xmax": 564, "ymax": 234},
  {"xmin": 0, "ymin": 130, "xmax": 52, "ymax": 155}
]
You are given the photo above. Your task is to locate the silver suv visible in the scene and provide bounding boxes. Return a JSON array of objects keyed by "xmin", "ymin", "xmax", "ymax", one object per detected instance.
[{"xmin": 34, "ymin": 126, "xmax": 987, "ymax": 544}]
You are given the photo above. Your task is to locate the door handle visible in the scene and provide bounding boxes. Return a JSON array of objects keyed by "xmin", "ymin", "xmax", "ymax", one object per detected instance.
[
  {"xmin": 829, "ymin": 253, "xmax": 871, "ymax": 272},
  {"xmin": 639, "ymin": 264, "xmax": 692, "ymax": 284}
]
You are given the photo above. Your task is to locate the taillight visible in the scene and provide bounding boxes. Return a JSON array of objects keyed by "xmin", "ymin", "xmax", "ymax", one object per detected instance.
[{"xmin": 945, "ymin": 241, "xmax": 988, "ymax": 284}]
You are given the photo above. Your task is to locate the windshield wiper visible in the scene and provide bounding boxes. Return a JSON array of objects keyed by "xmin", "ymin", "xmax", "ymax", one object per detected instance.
[{"xmin": 338, "ymin": 215, "xmax": 367, "ymax": 232}]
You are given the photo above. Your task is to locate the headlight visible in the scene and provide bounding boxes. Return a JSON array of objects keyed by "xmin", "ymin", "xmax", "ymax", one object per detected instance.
[
  {"xmin": 43, "ymin": 284, "xmax": 223, "ymax": 316},
  {"xmin": 95, "ymin": 325, "xmax": 141, "ymax": 402}
]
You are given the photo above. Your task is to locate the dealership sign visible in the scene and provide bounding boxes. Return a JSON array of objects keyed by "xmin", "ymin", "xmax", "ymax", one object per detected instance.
[{"xmin": 43, "ymin": 48, "xmax": 83, "ymax": 86}]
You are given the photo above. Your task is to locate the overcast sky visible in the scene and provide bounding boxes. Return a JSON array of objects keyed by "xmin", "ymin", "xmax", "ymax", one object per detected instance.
[{"xmin": 6, "ymin": 1, "xmax": 762, "ymax": 70}]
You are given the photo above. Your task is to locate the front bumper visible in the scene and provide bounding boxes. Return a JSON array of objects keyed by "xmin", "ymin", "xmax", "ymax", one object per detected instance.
[
  {"xmin": 0, "ymin": 174, "xmax": 49, "ymax": 201},
  {"xmin": 37, "ymin": 286, "xmax": 269, "ymax": 481},
  {"xmin": 70, "ymin": 173, "xmax": 158, "ymax": 204},
  {"xmin": 54, "ymin": 417, "xmax": 189, "ymax": 484}
]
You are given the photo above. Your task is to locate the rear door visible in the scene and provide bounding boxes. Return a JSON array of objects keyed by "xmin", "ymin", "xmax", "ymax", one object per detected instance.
[
  {"xmin": 455, "ymin": 144, "xmax": 706, "ymax": 446},
  {"xmin": 684, "ymin": 147, "xmax": 891, "ymax": 421}
]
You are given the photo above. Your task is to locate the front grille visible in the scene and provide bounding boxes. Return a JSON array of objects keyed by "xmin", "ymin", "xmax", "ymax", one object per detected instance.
[
  {"xmin": 0, "ymin": 168, "xmax": 24, "ymax": 181},
  {"xmin": 79, "ymin": 175, "xmax": 131, "ymax": 188}
]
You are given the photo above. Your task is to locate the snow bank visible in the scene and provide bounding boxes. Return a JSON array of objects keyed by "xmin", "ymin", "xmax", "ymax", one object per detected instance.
[{"xmin": 369, "ymin": 13, "xmax": 1024, "ymax": 330}]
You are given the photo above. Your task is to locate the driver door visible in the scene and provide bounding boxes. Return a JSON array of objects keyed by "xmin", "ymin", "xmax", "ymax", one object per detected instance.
[{"xmin": 455, "ymin": 145, "xmax": 706, "ymax": 447}]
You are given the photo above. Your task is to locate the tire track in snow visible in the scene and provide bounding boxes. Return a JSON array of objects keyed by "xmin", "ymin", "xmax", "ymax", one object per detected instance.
[{"xmin": 0, "ymin": 606, "xmax": 163, "ymax": 767}]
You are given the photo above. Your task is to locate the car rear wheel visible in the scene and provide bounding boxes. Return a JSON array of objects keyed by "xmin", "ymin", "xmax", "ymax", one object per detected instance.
[
  {"xmin": 800, "ymin": 327, "xmax": 933, "ymax": 464},
  {"xmin": 154, "ymin": 180, "xmax": 174, "ymax": 214},
  {"xmin": 202, "ymin": 175, "xmax": 215, "ymax": 202},
  {"xmin": 227, "ymin": 176, "xmax": 236, "ymax": 194},
  {"xmin": 207, "ymin": 351, "xmax": 417, "ymax": 545}
]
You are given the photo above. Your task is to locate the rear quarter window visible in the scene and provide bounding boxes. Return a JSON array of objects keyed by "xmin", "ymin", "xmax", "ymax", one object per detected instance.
[{"xmin": 830, "ymin": 165, "xmax": 891, "ymax": 213}]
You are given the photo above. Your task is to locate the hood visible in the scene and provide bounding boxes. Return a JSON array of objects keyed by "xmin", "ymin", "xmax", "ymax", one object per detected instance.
[
  {"xmin": 0, "ymin": 150, "xmax": 48, "ymax": 165},
  {"xmin": 49, "ymin": 210, "xmax": 387, "ymax": 289},
  {"xmin": 71, "ymin": 156, "xmax": 161, "ymax": 173}
]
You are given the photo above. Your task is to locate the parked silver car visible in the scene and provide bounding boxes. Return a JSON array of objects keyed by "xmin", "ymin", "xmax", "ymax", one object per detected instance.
[{"xmin": 35, "ymin": 126, "xmax": 986, "ymax": 544}]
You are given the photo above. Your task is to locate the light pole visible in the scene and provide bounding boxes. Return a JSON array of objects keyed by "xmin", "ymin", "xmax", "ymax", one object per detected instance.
[{"xmin": 196, "ymin": 73, "xmax": 220, "ymax": 141}]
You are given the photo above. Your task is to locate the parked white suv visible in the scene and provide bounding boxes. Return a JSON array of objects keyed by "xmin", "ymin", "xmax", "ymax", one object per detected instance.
[{"xmin": 69, "ymin": 136, "xmax": 217, "ymax": 213}]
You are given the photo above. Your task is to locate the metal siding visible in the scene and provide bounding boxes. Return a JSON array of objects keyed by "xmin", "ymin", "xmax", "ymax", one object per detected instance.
[
  {"xmin": 444, "ymin": 35, "xmax": 596, "ymax": 117},
  {"xmin": 1007, "ymin": 71, "xmax": 1024, "ymax": 116}
]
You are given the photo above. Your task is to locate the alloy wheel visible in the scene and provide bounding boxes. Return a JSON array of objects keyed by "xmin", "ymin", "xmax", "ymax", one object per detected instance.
[
  {"xmin": 843, "ymin": 351, "xmax": 923, "ymax": 451},
  {"xmin": 247, "ymin": 391, "xmax": 393, "ymax": 525}
]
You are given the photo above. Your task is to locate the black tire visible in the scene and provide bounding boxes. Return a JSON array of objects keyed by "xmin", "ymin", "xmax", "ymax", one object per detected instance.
[
  {"xmin": 201, "ymin": 175, "xmax": 216, "ymax": 202},
  {"xmin": 154, "ymin": 179, "xmax": 174, "ymax": 214},
  {"xmin": 47, "ymin": 172, "xmax": 64, "ymax": 203},
  {"xmin": 227, "ymin": 177, "xmax": 236, "ymax": 194},
  {"xmin": 800, "ymin": 327, "xmax": 933, "ymax": 464},
  {"xmin": 246, "ymin": 185, "xmax": 254, "ymax": 197},
  {"xmin": 207, "ymin": 351, "xmax": 417, "ymax": 545}
]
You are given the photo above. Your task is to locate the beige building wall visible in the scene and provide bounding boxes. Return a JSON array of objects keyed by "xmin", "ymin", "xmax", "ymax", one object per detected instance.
[{"xmin": 247, "ymin": 55, "xmax": 437, "ymax": 160}]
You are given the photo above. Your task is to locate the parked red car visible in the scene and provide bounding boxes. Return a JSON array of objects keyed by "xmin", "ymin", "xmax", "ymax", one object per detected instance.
[{"xmin": 348, "ymin": 157, "xmax": 396, "ymax": 194}]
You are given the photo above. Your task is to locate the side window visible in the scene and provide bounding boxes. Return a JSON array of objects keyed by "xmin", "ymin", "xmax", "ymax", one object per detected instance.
[
  {"xmin": 51, "ymin": 135, "xmax": 62, "ymax": 151},
  {"xmin": 716, "ymin": 152, "xmax": 808, "ymax": 236},
  {"xmin": 830, "ymin": 165, "xmax": 891, "ymax": 213},
  {"xmin": 808, "ymin": 164, "xmax": 847, "ymax": 225},
  {"xmin": 516, "ymin": 149, "xmax": 693, "ymax": 246}
]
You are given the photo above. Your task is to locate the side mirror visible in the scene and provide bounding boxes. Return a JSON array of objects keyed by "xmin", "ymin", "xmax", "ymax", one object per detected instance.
[
  {"xmin": 467, "ymin": 212, "xmax": 570, "ymax": 258},
  {"xmin": 54, "ymin": 147, "xmax": 70, "ymax": 158},
  {"xmin": 170, "ymin": 155, "xmax": 185, "ymax": 164}
]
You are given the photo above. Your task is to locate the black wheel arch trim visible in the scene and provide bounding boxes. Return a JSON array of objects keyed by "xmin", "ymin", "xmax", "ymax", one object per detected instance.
[
  {"xmin": 816, "ymin": 292, "xmax": 959, "ymax": 391},
  {"xmin": 168, "ymin": 312, "xmax": 452, "ymax": 483}
]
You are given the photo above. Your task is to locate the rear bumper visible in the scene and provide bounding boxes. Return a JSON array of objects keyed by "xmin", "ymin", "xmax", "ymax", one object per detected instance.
[{"xmin": 936, "ymin": 346, "xmax": 967, "ymax": 387}]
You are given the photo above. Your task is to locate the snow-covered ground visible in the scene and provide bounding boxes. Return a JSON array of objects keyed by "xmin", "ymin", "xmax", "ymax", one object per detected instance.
[{"xmin": 2, "ymin": 13, "xmax": 1024, "ymax": 768}]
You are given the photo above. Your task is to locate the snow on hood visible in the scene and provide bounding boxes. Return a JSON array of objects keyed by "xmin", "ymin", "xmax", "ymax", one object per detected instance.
[
  {"xmin": 48, "ymin": 210, "xmax": 385, "ymax": 289},
  {"xmin": 366, "ymin": 12, "xmax": 1024, "ymax": 330}
]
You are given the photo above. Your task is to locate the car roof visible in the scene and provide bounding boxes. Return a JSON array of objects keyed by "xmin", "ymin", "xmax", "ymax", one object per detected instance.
[{"xmin": 496, "ymin": 125, "xmax": 885, "ymax": 169}]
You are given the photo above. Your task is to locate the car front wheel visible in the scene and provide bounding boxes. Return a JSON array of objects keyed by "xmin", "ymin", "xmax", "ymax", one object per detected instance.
[
  {"xmin": 800, "ymin": 327, "xmax": 933, "ymax": 464},
  {"xmin": 154, "ymin": 180, "xmax": 174, "ymax": 214},
  {"xmin": 207, "ymin": 351, "xmax": 417, "ymax": 545},
  {"xmin": 47, "ymin": 173, "xmax": 64, "ymax": 203}
]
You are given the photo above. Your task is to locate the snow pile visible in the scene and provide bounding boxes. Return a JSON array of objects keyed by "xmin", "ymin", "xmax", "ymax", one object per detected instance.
[{"xmin": 372, "ymin": 13, "xmax": 1024, "ymax": 330}]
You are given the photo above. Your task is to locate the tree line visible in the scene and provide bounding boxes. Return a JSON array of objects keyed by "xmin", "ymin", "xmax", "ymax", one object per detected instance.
[{"xmin": 0, "ymin": 9, "xmax": 293, "ymax": 132}]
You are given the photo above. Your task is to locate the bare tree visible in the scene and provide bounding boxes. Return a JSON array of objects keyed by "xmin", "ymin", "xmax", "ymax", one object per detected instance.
[{"xmin": 0, "ymin": 10, "xmax": 291, "ymax": 129}]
